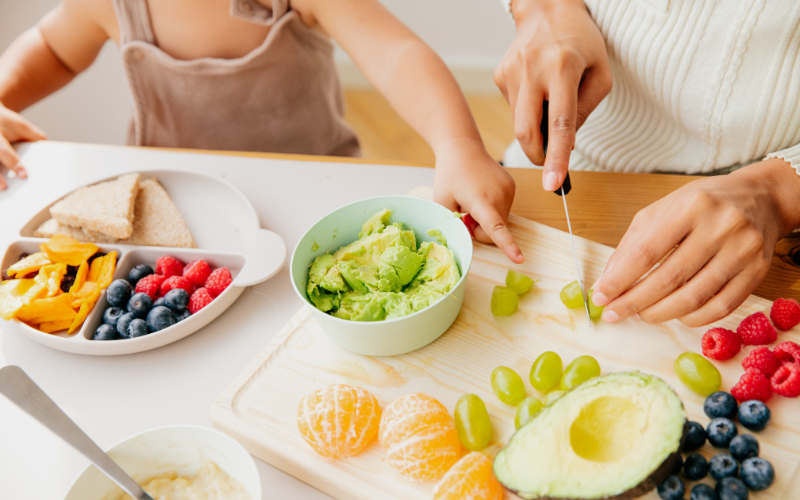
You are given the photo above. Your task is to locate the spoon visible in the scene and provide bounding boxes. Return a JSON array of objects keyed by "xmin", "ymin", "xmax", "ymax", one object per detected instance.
[{"xmin": 0, "ymin": 365, "xmax": 154, "ymax": 500}]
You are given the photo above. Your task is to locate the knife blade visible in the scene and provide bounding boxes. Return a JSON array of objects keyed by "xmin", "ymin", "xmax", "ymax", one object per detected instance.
[{"xmin": 541, "ymin": 102, "xmax": 592, "ymax": 326}]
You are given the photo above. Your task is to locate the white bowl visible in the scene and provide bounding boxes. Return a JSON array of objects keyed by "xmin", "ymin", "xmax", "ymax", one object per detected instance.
[
  {"xmin": 290, "ymin": 196, "xmax": 473, "ymax": 356},
  {"xmin": 63, "ymin": 425, "xmax": 261, "ymax": 500}
]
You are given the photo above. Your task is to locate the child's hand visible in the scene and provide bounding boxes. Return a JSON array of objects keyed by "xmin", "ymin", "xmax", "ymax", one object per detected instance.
[
  {"xmin": 434, "ymin": 138, "xmax": 523, "ymax": 263},
  {"xmin": 0, "ymin": 102, "xmax": 46, "ymax": 190}
]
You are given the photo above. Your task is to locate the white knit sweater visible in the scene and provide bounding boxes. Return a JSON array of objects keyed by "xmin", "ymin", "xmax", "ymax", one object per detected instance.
[{"xmin": 500, "ymin": 0, "xmax": 800, "ymax": 174}]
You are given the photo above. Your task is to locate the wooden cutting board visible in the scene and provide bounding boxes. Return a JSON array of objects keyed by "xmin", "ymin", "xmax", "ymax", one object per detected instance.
[{"xmin": 211, "ymin": 186, "xmax": 800, "ymax": 500}]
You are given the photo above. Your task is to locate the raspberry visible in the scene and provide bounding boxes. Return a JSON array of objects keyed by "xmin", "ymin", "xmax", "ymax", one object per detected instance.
[
  {"xmin": 773, "ymin": 341, "xmax": 800, "ymax": 367},
  {"xmin": 160, "ymin": 275, "xmax": 193, "ymax": 296},
  {"xmin": 183, "ymin": 260, "xmax": 212, "ymax": 286},
  {"xmin": 737, "ymin": 312, "xmax": 777, "ymax": 346},
  {"xmin": 188, "ymin": 287, "xmax": 214, "ymax": 314},
  {"xmin": 205, "ymin": 267, "xmax": 232, "ymax": 297},
  {"xmin": 155, "ymin": 256, "xmax": 185, "ymax": 279},
  {"xmin": 770, "ymin": 298, "xmax": 800, "ymax": 331},
  {"xmin": 134, "ymin": 274, "xmax": 165, "ymax": 300},
  {"xmin": 731, "ymin": 368, "xmax": 772, "ymax": 403},
  {"xmin": 742, "ymin": 347, "xmax": 780, "ymax": 378},
  {"xmin": 702, "ymin": 328, "xmax": 741, "ymax": 360},
  {"xmin": 771, "ymin": 363, "xmax": 800, "ymax": 397}
]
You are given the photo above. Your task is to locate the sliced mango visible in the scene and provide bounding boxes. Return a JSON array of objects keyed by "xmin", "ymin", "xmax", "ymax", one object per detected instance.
[
  {"xmin": 87, "ymin": 252, "xmax": 117, "ymax": 289},
  {"xmin": 71, "ymin": 282, "xmax": 99, "ymax": 308},
  {"xmin": 69, "ymin": 260, "xmax": 89, "ymax": 294},
  {"xmin": 0, "ymin": 279, "xmax": 37, "ymax": 320},
  {"xmin": 68, "ymin": 288, "xmax": 100, "ymax": 334},
  {"xmin": 6, "ymin": 252, "xmax": 52, "ymax": 278},
  {"xmin": 41, "ymin": 263, "xmax": 68, "ymax": 297},
  {"xmin": 19, "ymin": 271, "xmax": 49, "ymax": 306},
  {"xmin": 37, "ymin": 319, "xmax": 74, "ymax": 334},
  {"xmin": 15, "ymin": 293, "xmax": 77, "ymax": 324},
  {"xmin": 40, "ymin": 234, "xmax": 99, "ymax": 266}
]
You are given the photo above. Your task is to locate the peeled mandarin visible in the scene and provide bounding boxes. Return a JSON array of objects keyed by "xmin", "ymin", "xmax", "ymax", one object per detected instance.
[
  {"xmin": 379, "ymin": 393, "xmax": 461, "ymax": 482},
  {"xmin": 296, "ymin": 384, "xmax": 381, "ymax": 458},
  {"xmin": 432, "ymin": 452, "xmax": 504, "ymax": 500}
]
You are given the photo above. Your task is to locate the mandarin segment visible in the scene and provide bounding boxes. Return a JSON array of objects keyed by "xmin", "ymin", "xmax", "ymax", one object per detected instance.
[
  {"xmin": 297, "ymin": 384, "xmax": 381, "ymax": 458},
  {"xmin": 379, "ymin": 393, "xmax": 461, "ymax": 482},
  {"xmin": 433, "ymin": 452, "xmax": 504, "ymax": 500}
]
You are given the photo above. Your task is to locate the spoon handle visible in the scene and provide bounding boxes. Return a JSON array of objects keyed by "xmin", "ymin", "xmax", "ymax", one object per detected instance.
[{"xmin": 0, "ymin": 366, "xmax": 153, "ymax": 500}]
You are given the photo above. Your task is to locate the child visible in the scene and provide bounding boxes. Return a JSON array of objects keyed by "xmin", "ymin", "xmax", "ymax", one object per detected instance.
[{"xmin": 0, "ymin": 0, "xmax": 523, "ymax": 263}]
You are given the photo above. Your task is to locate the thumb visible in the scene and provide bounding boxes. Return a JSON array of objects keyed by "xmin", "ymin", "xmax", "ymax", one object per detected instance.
[{"xmin": 470, "ymin": 200, "xmax": 524, "ymax": 264}]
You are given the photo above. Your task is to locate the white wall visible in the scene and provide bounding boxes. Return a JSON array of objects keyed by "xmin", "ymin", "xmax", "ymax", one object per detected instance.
[{"xmin": 0, "ymin": 0, "xmax": 515, "ymax": 146}]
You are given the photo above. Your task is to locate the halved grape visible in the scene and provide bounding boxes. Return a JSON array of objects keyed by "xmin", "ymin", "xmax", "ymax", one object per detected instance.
[
  {"xmin": 491, "ymin": 366, "xmax": 526, "ymax": 405},
  {"xmin": 505, "ymin": 270, "xmax": 535, "ymax": 295},
  {"xmin": 454, "ymin": 394, "xmax": 492, "ymax": 451},
  {"xmin": 560, "ymin": 355, "xmax": 601, "ymax": 390},
  {"xmin": 515, "ymin": 397, "xmax": 544, "ymax": 430},
  {"xmin": 674, "ymin": 352, "xmax": 722, "ymax": 396},
  {"xmin": 587, "ymin": 289, "xmax": 603, "ymax": 319},
  {"xmin": 529, "ymin": 351, "xmax": 563, "ymax": 392},
  {"xmin": 491, "ymin": 286, "xmax": 519, "ymax": 316},
  {"xmin": 559, "ymin": 281, "xmax": 585, "ymax": 309}
]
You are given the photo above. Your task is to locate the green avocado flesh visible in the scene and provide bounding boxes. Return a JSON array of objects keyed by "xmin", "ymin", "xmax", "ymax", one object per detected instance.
[
  {"xmin": 493, "ymin": 372, "xmax": 686, "ymax": 500},
  {"xmin": 307, "ymin": 209, "xmax": 461, "ymax": 321}
]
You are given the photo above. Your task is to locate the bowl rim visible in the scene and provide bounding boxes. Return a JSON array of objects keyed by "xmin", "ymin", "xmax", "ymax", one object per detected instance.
[{"xmin": 290, "ymin": 195, "xmax": 473, "ymax": 325}]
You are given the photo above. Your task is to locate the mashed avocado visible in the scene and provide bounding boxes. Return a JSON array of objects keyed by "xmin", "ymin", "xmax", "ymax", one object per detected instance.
[{"xmin": 307, "ymin": 209, "xmax": 460, "ymax": 321}]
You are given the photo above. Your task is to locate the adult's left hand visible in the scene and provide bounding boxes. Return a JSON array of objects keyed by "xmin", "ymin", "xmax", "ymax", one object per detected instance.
[{"xmin": 591, "ymin": 158, "xmax": 800, "ymax": 327}]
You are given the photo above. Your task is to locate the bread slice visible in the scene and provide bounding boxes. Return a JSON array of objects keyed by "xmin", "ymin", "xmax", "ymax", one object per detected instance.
[
  {"xmin": 120, "ymin": 178, "xmax": 196, "ymax": 248},
  {"xmin": 34, "ymin": 219, "xmax": 118, "ymax": 243},
  {"xmin": 50, "ymin": 173, "xmax": 140, "ymax": 239}
]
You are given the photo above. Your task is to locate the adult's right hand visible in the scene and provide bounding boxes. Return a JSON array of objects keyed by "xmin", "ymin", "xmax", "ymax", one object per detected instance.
[
  {"xmin": 0, "ymin": 102, "xmax": 46, "ymax": 190},
  {"xmin": 495, "ymin": 0, "xmax": 611, "ymax": 191}
]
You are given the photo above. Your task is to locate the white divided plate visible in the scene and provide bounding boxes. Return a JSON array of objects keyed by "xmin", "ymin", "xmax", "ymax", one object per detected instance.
[{"xmin": 1, "ymin": 170, "xmax": 287, "ymax": 355}]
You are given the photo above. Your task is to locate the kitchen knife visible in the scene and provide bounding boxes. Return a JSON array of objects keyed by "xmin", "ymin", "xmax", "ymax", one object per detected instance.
[{"xmin": 541, "ymin": 102, "xmax": 592, "ymax": 325}]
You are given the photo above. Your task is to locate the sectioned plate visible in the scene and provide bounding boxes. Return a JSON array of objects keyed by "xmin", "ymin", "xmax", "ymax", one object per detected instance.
[{"xmin": 1, "ymin": 170, "xmax": 286, "ymax": 355}]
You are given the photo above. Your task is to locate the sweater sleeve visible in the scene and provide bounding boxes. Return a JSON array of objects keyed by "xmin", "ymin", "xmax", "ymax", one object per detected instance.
[{"xmin": 766, "ymin": 143, "xmax": 800, "ymax": 174}]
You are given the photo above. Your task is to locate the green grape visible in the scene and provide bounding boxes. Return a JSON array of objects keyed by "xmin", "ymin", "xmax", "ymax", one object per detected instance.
[
  {"xmin": 560, "ymin": 281, "xmax": 585, "ymax": 309},
  {"xmin": 587, "ymin": 289, "xmax": 604, "ymax": 320},
  {"xmin": 544, "ymin": 390, "xmax": 565, "ymax": 405},
  {"xmin": 560, "ymin": 355, "xmax": 601, "ymax": 390},
  {"xmin": 674, "ymin": 352, "xmax": 722, "ymax": 396},
  {"xmin": 454, "ymin": 394, "xmax": 492, "ymax": 451},
  {"xmin": 515, "ymin": 397, "xmax": 544, "ymax": 430},
  {"xmin": 505, "ymin": 270, "xmax": 535, "ymax": 295},
  {"xmin": 491, "ymin": 366, "xmax": 526, "ymax": 405},
  {"xmin": 491, "ymin": 286, "xmax": 519, "ymax": 316},
  {"xmin": 529, "ymin": 351, "xmax": 563, "ymax": 392}
]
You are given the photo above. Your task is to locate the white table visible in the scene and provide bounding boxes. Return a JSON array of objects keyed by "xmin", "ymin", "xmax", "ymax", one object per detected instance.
[{"xmin": 0, "ymin": 141, "xmax": 435, "ymax": 500}]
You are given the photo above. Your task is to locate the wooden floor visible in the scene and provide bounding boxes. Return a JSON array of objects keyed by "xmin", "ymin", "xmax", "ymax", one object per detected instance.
[{"xmin": 343, "ymin": 90, "xmax": 515, "ymax": 164}]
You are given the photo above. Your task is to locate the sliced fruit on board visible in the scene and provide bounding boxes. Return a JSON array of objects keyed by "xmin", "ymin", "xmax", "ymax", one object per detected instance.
[{"xmin": 493, "ymin": 372, "xmax": 686, "ymax": 500}]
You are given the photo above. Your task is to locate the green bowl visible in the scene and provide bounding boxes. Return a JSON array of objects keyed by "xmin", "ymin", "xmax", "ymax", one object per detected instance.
[{"xmin": 290, "ymin": 196, "xmax": 473, "ymax": 356}]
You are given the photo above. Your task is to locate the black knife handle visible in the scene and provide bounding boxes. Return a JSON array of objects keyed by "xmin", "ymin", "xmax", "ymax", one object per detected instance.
[
  {"xmin": 554, "ymin": 172, "xmax": 572, "ymax": 196},
  {"xmin": 541, "ymin": 100, "xmax": 572, "ymax": 196}
]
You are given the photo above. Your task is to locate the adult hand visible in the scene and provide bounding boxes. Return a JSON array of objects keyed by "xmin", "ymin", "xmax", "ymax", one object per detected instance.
[
  {"xmin": 0, "ymin": 102, "xmax": 46, "ymax": 190},
  {"xmin": 591, "ymin": 159, "xmax": 800, "ymax": 327},
  {"xmin": 495, "ymin": 0, "xmax": 610, "ymax": 191},
  {"xmin": 434, "ymin": 137, "xmax": 523, "ymax": 263}
]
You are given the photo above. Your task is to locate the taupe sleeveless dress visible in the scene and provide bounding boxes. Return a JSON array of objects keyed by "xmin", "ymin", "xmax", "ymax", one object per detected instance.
[{"xmin": 111, "ymin": 0, "xmax": 360, "ymax": 156}]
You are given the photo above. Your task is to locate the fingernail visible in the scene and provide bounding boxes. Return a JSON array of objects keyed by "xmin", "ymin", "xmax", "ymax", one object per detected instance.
[
  {"xmin": 543, "ymin": 171, "xmax": 558, "ymax": 191},
  {"xmin": 592, "ymin": 291, "xmax": 608, "ymax": 306},
  {"xmin": 602, "ymin": 310, "xmax": 619, "ymax": 323},
  {"xmin": 16, "ymin": 167, "xmax": 27, "ymax": 179}
]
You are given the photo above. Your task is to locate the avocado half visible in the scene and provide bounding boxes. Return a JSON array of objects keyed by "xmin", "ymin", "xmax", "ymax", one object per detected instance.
[{"xmin": 493, "ymin": 372, "xmax": 686, "ymax": 500}]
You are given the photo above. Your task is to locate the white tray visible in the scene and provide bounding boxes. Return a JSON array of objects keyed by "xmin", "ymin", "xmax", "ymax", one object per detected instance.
[{"xmin": 1, "ymin": 170, "xmax": 286, "ymax": 355}]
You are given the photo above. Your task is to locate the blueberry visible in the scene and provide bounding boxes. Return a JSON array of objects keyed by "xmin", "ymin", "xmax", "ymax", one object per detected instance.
[
  {"xmin": 164, "ymin": 288, "xmax": 189, "ymax": 311},
  {"xmin": 146, "ymin": 306, "xmax": 176, "ymax": 332},
  {"xmin": 174, "ymin": 308, "xmax": 192, "ymax": 322},
  {"xmin": 709, "ymin": 453, "xmax": 740, "ymax": 481},
  {"xmin": 704, "ymin": 391, "xmax": 738, "ymax": 420},
  {"xmin": 671, "ymin": 454, "xmax": 684, "ymax": 476},
  {"xmin": 153, "ymin": 297, "xmax": 166, "ymax": 307},
  {"xmin": 103, "ymin": 307, "xmax": 125, "ymax": 326},
  {"xmin": 684, "ymin": 453, "xmax": 710, "ymax": 480},
  {"xmin": 683, "ymin": 421, "xmax": 708, "ymax": 452},
  {"xmin": 729, "ymin": 434, "xmax": 759, "ymax": 461},
  {"xmin": 716, "ymin": 477, "xmax": 748, "ymax": 500},
  {"xmin": 116, "ymin": 312, "xmax": 136, "ymax": 338},
  {"xmin": 691, "ymin": 483, "xmax": 718, "ymax": 500},
  {"xmin": 93, "ymin": 324, "xmax": 118, "ymax": 341},
  {"xmin": 707, "ymin": 418, "xmax": 738, "ymax": 448},
  {"xmin": 127, "ymin": 318, "xmax": 150, "ymax": 338},
  {"xmin": 127, "ymin": 292, "xmax": 153, "ymax": 318},
  {"xmin": 128, "ymin": 264, "xmax": 154, "ymax": 286},
  {"xmin": 738, "ymin": 400, "xmax": 770, "ymax": 431},
  {"xmin": 740, "ymin": 457, "xmax": 774, "ymax": 491},
  {"xmin": 657, "ymin": 475, "xmax": 685, "ymax": 500},
  {"xmin": 106, "ymin": 279, "xmax": 133, "ymax": 308}
]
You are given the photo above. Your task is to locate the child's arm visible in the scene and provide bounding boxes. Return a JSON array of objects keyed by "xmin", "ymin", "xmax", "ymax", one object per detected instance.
[
  {"xmin": 291, "ymin": 0, "xmax": 524, "ymax": 263},
  {"xmin": 0, "ymin": 0, "xmax": 109, "ymax": 184}
]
